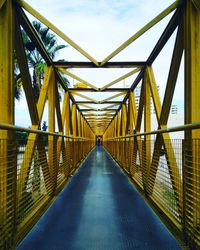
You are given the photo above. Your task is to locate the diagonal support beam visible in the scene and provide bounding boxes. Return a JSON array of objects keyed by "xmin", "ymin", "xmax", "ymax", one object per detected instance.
[
  {"xmin": 17, "ymin": 67, "xmax": 53, "ymax": 202},
  {"xmin": 100, "ymin": 67, "xmax": 141, "ymax": 91},
  {"xmin": 101, "ymin": 0, "xmax": 181, "ymax": 65},
  {"xmin": 0, "ymin": 0, "xmax": 6, "ymax": 8},
  {"xmin": 15, "ymin": 0, "xmax": 99, "ymax": 66},
  {"xmin": 100, "ymin": 92, "xmax": 126, "ymax": 103},
  {"xmin": 58, "ymin": 68, "xmax": 98, "ymax": 90},
  {"xmin": 72, "ymin": 92, "xmax": 98, "ymax": 103},
  {"xmin": 14, "ymin": 14, "xmax": 39, "ymax": 125},
  {"xmin": 15, "ymin": 5, "xmax": 52, "ymax": 65},
  {"xmin": 147, "ymin": 7, "xmax": 181, "ymax": 65},
  {"xmin": 146, "ymin": 66, "xmax": 182, "ymax": 216}
]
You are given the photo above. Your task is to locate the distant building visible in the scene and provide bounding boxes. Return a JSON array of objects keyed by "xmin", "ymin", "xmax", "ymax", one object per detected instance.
[
  {"xmin": 134, "ymin": 85, "xmax": 178, "ymax": 114},
  {"xmin": 171, "ymin": 105, "xmax": 178, "ymax": 114}
]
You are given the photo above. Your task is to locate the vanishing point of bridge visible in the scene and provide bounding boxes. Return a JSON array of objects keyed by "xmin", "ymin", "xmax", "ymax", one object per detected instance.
[{"xmin": 0, "ymin": 0, "xmax": 200, "ymax": 249}]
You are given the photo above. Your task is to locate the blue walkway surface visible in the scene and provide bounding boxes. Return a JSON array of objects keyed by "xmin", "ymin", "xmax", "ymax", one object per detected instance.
[{"xmin": 18, "ymin": 146, "xmax": 181, "ymax": 250}]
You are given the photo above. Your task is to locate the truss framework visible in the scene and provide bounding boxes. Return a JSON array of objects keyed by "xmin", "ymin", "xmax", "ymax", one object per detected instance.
[{"xmin": 0, "ymin": 0, "xmax": 200, "ymax": 248}]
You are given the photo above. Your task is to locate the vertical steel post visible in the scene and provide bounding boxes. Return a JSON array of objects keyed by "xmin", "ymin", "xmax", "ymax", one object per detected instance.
[
  {"xmin": 184, "ymin": 0, "xmax": 200, "ymax": 245},
  {"xmin": 0, "ymin": 1, "xmax": 16, "ymax": 247}
]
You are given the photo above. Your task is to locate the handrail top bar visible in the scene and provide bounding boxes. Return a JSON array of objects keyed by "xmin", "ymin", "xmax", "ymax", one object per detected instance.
[
  {"xmin": 105, "ymin": 122, "xmax": 200, "ymax": 140},
  {"xmin": 0, "ymin": 123, "xmax": 91, "ymax": 140}
]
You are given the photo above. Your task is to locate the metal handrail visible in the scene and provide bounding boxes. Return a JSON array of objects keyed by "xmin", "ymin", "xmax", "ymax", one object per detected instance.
[
  {"xmin": 0, "ymin": 123, "xmax": 91, "ymax": 140},
  {"xmin": 104, "ymin": 122, "xmax": 200, "ymax": 140}
]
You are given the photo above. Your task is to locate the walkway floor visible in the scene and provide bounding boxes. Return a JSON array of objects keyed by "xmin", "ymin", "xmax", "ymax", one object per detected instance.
[{"xmin": 18, "ymin": 146, "xmax": 181, "ymax": 250}]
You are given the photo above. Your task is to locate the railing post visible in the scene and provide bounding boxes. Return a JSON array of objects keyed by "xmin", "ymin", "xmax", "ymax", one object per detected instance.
[
  {"xmin": 182, "ymin": 139, "xmax": 188, "ymax": 244},
  {"xmin": 142, "ymin": 139, "xmax": 147, "ymax": 194},
  {"xmin": 0, "ymin": 1, "xmax": 16, "ymax": 248},
  {"xmin": 184, "ymin": 0, "xmax": 200, "ymax": 247}
]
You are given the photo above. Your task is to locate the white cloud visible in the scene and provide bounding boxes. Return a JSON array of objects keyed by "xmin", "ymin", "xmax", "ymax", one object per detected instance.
[
  {"xmin": 15, "ymin": 0, "xmax": 183, "ymax": 127},
  {"xmin": 24, "ymin": 0, "xmax": 175, "ymax": 61}
]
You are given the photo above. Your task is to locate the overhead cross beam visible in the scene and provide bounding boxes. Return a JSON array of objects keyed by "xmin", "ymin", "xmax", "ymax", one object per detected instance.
[{"xmin": 53, "ymin": 61, "xmax": 146, "ymax": 68}]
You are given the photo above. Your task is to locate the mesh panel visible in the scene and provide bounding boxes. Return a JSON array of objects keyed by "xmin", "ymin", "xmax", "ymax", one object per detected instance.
[
  {"xmin": 104, "ymin": 138, "xmax": 188, "ymax": 243},
  {"xmin": 184, "ymin": 139, "xmax": 200, "ymax": 247},
  {"xmin": 0, "ymin": 134, "xmax": 94, "ymax": 249}
]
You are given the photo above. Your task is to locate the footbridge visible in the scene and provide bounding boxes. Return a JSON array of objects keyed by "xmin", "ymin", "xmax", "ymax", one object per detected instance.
[{"xmin": 0, "ymin": 0, "xmax": 200, "ymax": 249}]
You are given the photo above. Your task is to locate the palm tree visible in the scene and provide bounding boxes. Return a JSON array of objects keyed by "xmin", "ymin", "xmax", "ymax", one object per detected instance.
[
  {"xmin": 22, "ymin": 20, "xmax": 67, "ymax": 101},
  {"xmin": 17, "ymin": 21, "xmax": 68, "ymax": 197}
]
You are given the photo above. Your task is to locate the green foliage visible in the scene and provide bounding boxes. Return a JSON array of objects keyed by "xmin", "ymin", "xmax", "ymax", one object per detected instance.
[
  {"xmin": 15, "ymin": 131, "xmax": 28, "ymax": 141},
  {"xmin": 42, "ymin": 121, "xmax": 48, "ymax": 131},
  {"xmin": 15, "ymin": 20, "xmax": 68, "ymax": 101}
]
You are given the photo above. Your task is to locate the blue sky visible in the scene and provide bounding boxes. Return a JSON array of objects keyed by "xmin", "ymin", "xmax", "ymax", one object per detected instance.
[
  {"xmin": 24, "ymin": 0, "xmax": 175, "ymax": 61},
  {"xmin": 15, "ymin": 0, "xmax": 184, "ymax": 127}
]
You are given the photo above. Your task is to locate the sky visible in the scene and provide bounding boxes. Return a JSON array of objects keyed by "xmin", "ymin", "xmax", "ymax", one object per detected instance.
[{"xmin": 15, "ymin": 0, "xmax": 184, "ymax": 128}]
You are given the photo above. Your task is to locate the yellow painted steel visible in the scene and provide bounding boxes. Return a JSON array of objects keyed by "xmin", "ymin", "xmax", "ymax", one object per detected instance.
[
  {"xmin": 146, "ymin": 66, "xmax": 182, "ymax": 215},
  {"xmin": 77, "ymin": 112, "xmax": 82, "ymax": 137},
  {"xmin": 100, "ymin": 67, "xmax": 142, "ymax": 90},
  {"xmin": 120, "ymin": 104, "xmax": 127, "ymax": 136},
  {"xmin": 101, "ymin": 0, "xmax": 181, "ymax": 65},
  {"xmin": 17, "ymin": 67, "xmax": 53, "ymax": 205},
  {"xmin": 72, "ymin": 92, "xmax": 98, "ymax": 103},
  {"xmin": 72, "ymin": 104, "xmax": 78, "ymax": 137},
  {"xmin": 0, "ymin": 0, "xmax": 6, "ymax": 8},
  {"xmin": 64, "ymin": 92, "xmax": 71, "ymax": 136},
  {"xmin": 143, "ymin": 72, "xmax": 151, "ymax": 191},
  {"xmin": 100, "ymin": 92, "xmax": 126, "ymax": 103},
  {"xmin": 0, "ymin": 1, "xmax": 16, "ymax": 248},
  {"xmin": 14, "ymin": 15, "xmax": 39, "ymax": 125},
  {"xmin": 128, "ymin": 91, "xmax": 137, "ymax": 134},
  {"xmin": 48, "ymin": 69, "xmax": 57, "ymax": 191},
  {"xmin": 58, "ymin": 68, "xmax": 98, "ymax": 90},
  {"xmin": 78, "ymin": 103, "xmax": 98, "ymax": 110},
  {"xmin": 1, "ymin": 0, "xmax": 200, "ymax": 249},
  {"xmin": 184, "ymin": 0, "xmax": 200, "ymax": 139},
  {"xmin": 15, "ymin": 0, "xmax": 99, "ymax": 66},
  {"xmin": 184, "ymin": 0, "xmax": 200, "ymax": 247},
  {"xmin": 0, "ymin": 0, "xmax": 14, "ymax": 134}
]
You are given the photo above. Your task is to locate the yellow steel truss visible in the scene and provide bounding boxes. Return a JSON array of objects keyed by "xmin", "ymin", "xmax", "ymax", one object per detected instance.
[{"xmin": 0, "ymin": 0, "xmax": 200, "ymax": 248}]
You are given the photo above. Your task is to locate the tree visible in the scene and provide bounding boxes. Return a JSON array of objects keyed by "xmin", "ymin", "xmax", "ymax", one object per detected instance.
[
  {"xmin": 15, "ymin": 20, "xmax": 68, "ymax": 101},
  {"xmin": 42, "ymin": 121, "xmax": 48, "ymax": 131}
]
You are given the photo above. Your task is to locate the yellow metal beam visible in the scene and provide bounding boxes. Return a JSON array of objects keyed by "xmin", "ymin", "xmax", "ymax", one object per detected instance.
[
  {"xmin": 72, "ymin": 104, "xmax": 78, "ymax": 137},
  {"xmin": 58, "ymin": 68, "xmax": 98, "ymax": 90},
  {"xmin": 0, "ymin": 0, "xmax": 15, "ymax": 245},
  {"xmin": 72, "ymin": 92, "xmax": 98, "ymax": 103},
  {"xmin": 101, "ymin": 0, "xmax": 181, "ymax": 65},
  {"xmin": 143, "ymin": 72, "xmax": 151, "ymax": 191},
  {"xmin": 160, "ymin": 19, "xmax": 183, "ymax": 125},
  {"xmin": 128, "ymin": 91, "xmax": 137, "ymax": 134},
  {"xmin": 100, "ymin": 67, "xmax": 141, "ymax": 90},
  {"xmin": 48, "ymin": 69, "xmax": 57, "ymax": 190},
  {"xmin": 120, "ymin": 103, "xmax": 127, "ymax": 136},
  {"xmin": 100, "ymin": 103, "xmax": 119, "ymax": 110},
  {"xmin": 14, "ymin": 15, "xmax": 39, "ymax": 125},
  {"xmin": 100, "ymin": 92, "xmax": 126, "ymax": 103},
  {"xmin": 77, "ymin": 112, "xmax": 82, "ymax": 137},
  {"xmin": 184, "ymin": 0, "xmax": 200, "ymax": 241},
  {"xmin": 0, "ymin": 0, "xmax": 6, "ymax": 9},
  {"xmin": 146, "ymin": 66, "xmax": 182, "ymax": 216},
  {"xmin": 15, "ymin": 0, "xmax": 99, "ymax": 66},
  {"xmin": 17, "ymin": 67, "xmax": 53, "ymax": 202},
  {"xmin": 78, "ymin": 103, "xmax": 98, "ymax": 110},
  {"xmin": 64, "ymin": 92, "xmax": 71, "ymax": 136},
  {"xmin": 184, "ymin": 0, "xmax": 200, "ymax": 138},
  {"xmin": 0, "ymin": 0, "xmax": 14, "ymax": 134}
]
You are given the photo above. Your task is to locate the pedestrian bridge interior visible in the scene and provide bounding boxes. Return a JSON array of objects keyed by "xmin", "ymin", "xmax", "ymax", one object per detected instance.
[{"xmin": 0, "ymin": 0, "xmax": 200, "ymax": 249}]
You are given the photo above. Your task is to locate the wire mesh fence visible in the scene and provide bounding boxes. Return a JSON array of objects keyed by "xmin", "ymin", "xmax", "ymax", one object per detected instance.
[
  {"xmin": 0, "ymin": 132, "xmax": 94, "ymax": 249},
  {"xmin": 104, "ymin": 137, "xmax": 200, "ymax": 248}
]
